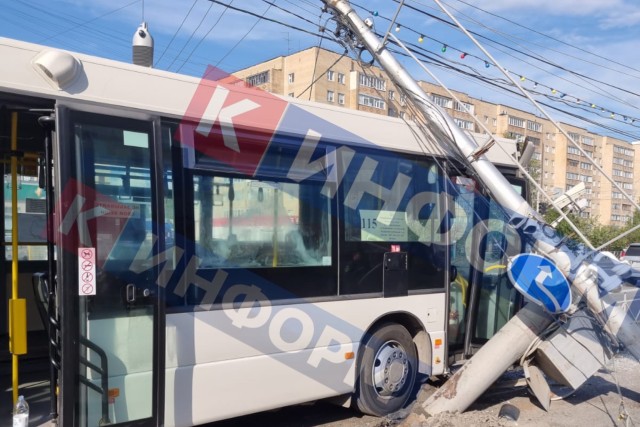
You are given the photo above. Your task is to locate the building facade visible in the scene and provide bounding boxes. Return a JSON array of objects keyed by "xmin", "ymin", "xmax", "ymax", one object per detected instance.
[{"xmin": 233, "ymin": 47, "xmax": 639, "ymax": 226}]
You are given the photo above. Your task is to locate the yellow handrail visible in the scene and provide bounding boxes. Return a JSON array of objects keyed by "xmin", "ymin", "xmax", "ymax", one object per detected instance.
[{"xmin": 9, "ymin": 111, "xmax": 27, "ymax": 405}]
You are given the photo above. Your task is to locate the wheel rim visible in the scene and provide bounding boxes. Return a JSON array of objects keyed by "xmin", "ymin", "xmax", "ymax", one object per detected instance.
[{"xmin": 371, "ymin": 339, "xmax": 409, "ymax": 398}]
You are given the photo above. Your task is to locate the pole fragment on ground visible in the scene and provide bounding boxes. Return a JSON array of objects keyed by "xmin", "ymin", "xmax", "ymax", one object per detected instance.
[{"xmin": 421, "ymin": 304, "xmax": 551, "ymax": 415}]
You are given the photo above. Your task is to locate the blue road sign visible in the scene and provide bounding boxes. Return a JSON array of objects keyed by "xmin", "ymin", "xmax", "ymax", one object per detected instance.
[{"xmin": 507, "ymin": 254, "xmax": 571, "ymax": 314}]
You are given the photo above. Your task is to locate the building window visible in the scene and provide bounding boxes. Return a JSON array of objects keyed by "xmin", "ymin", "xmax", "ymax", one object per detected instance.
[
  {"xmin": 567, "ymin": 146, "xmax": 580, "ymax": 155},
  {"xmin": 246, "ymin": 70, "xmax": 269, "ymax": 86},
  {"xmin": 327, "ymin": 90, "xmax": 334, "ymax": 102},
  {"xmin": 580, "ymin": 162, "xmax": 592, "ymax": 170},
  {"xmin": 400, "ymin": 111, "xmax": 406, "ymax": 119},
  {"xmin": 582, "ymin": 136, "xmax": 594, "ymax": 146},
  {"xmin": 506, "ymin": 131, "xmax": 523, "ymax": 141},
  {"xmin": 568, "ymin": 132, "xmax": 580, "ymax": 142},
  {"xmin": 389, "ymin": 90, "xmax": 395, "ymax": 101},
  {"xmin": 337, "ymin": 73, "xmax": 345, "ymax": 84},
  {"xmin": 527, "ymin": 120, "xmax": 542, "ymax": 132},
  {"xmin": 454, "ymin": 100, "xmax": 475, "ymax": 114},
  {"xmin": 288, "ymin": 73, "xmax": 295, "ymax": 83},
  {"xmin": 613, "ymin": 145, "xmax": 633, "ymax": 156},
  {"xmin": 432, "ymin": 94, "xmax": 453, "ymax": 109},
  {"xmin": 358, "ymin": 94, "xmax": 386, "ymax": 110},
  {"xmin": 338, "ymin": 93, "xmax": 345, "ymax": 105},
  {"xmin": 287, "ymin": 92, "xmax": 294, "ymax": 97},
  {"xmin": 508, "ymin": 116, "xmax": 525, "ymax": 128},
  {"xmin": 327, "ymin": 70, "xmax": 335, "ymax": 81},
  {"xmin": 613, "ymin": 157, "xmax": 634, "ymax": 167},
  {"xmin": 453, "ymin": 118, "xmax": 474, "ymax": 130},
  {"xmin": 359, "ymin": 73, "xmax": 386, "ymax": 90}
]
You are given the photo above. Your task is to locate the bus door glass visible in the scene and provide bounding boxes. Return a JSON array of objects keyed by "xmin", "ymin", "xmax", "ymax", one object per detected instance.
[
  {"xmin": 447, "ymin": 174, "xmax": 525, "ymax": 356},
  {"xmin": 56, "ymin": 108, "xmax": 161, "ymax": 426},
  {"xmin": 472, "ymin": 181, "xmax": 525, "ymax": 344},
  {"xmin": 447, "ymin": 176, "xmax": 478, "ymax": 349}
]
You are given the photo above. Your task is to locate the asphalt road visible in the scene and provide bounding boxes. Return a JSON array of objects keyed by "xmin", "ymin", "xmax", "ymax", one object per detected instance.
[{"xmin": 205, "ymin": 351, "xmax": 640, "ymax": 427}]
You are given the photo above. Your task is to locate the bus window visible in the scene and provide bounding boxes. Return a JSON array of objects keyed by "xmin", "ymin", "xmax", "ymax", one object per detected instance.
[
  {"xmin": 192, "ymin": 175, "xmax": 331, "ymax": 269},
  {"xmin": 340, "ymin": 153, "xmax": 446, "ymax": 295}
]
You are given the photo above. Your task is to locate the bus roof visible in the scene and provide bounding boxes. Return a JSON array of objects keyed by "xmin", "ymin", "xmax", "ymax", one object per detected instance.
[{"xmin": 0, "ymin": 37, "xmax": 518, "ymax": 167}]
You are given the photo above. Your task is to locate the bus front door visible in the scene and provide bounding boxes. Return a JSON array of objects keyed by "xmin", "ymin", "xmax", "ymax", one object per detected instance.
[
  {"xmin": 447, "ymin": 175, "xmax": 523, "ymax": 360},
  {"xmin": 55, "ymin": 106, "xmax": 164, "ymax": 426}
]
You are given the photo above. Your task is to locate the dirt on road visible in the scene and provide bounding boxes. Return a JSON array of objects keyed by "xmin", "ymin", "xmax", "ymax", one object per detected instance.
[
  {"xmin": 210, "ymin": 350, "xmax": 639, "ymax": 427},
  {"xmin": 399, "ymin": 350, "xmax": 640, "ymax": 427}
]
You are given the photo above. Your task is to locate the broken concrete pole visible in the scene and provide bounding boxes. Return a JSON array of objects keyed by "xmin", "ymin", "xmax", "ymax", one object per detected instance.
[{"xmin": 422, "ymin": 304, "xmax": 551, "ymax": 415}]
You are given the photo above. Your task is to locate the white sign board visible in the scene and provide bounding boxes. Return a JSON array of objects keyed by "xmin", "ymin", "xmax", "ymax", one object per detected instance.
[
  {"xmin": 360, "ymin": 210, "xmax": 408, "ymax": 241},
  {"xmin": 78, "ymin": 247, "xmax": 97, "ymax": 296}
]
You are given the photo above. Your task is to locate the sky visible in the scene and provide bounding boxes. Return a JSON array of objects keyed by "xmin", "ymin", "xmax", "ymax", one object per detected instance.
[{"xmin": 2, "ymin": 0, "xmax": 640, "ymax": 142}]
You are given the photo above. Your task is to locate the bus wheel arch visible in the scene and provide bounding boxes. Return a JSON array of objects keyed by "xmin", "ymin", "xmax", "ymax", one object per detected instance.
[{"xmin": 353, "ymin": 313, "xmax": 430, "ymax": 416}]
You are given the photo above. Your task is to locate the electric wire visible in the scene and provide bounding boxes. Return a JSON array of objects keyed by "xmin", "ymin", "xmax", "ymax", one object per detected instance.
[
  {"xmin": 218, "ymin": 3, "xmax": 640, "ymax": 141},
  {"xmin": 298, "ymin": 47, "xmax": 348, "ymax": 100},
  {"xmin": 385, "ymin": 39, "xmax": 640, "ymax": 141},
  {"xmin": 39, "ymin": 0, "xmax": 141, "ymax": 43},
  {"xmin": 445, "ymin": 0, "xmax": 640, "ymax": 77},
  {"xmin": 155, "ymin": 0, "xmax": 199, "ymax": 67},
  {"xmin": 351, "ymin": 0, "xmax": 640, "ymax": 111},
  {"xmin": 429, "ymin": 0, "xmax": 640, "ymax": 112},
  {"xmin": 352, "ymin": 0, "xmax": 633, "ymax": 135},
  {"xmin": 176, "ymin": 1, "xmax": 233, "ymax": 73},
  {"xmin": 390, "ymin": 0, "xmax": 640, "ymax": 100},
  {"xmin": 206, "ymin": 0, "xmax": 335, "ymax": 43},
  {"xmin": 5, "ymin": 0, "xmax": 132, "ymax": 60},
  {"xmin": 208, "ymin": 0, "xmax": 273, "ymax": 71},
  {"xmin": 165, "ymin": 1, "xmax": 215, "ymax": 71}
]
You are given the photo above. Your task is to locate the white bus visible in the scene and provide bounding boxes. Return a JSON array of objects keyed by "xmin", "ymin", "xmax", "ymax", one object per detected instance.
[{"xmin": 0, "ymin": 38, "xmax": 526, "ymax": 426}]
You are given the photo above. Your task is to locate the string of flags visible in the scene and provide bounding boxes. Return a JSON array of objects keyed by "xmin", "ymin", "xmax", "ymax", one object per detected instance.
[{"xmin": 368, "ymin": 8, "xmax": 639, "ymax": 126}]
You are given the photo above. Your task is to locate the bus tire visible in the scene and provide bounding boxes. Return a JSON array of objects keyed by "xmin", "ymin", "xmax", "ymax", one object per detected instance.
[{"xmin": 355, "ymin": 323, "xmax": 418, "ymax": 416}]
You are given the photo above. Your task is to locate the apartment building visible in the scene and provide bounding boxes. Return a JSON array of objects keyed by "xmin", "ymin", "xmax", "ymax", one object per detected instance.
[{"xmin": 233, "ymin": 47, "xmax": 639, "ymax": 226}]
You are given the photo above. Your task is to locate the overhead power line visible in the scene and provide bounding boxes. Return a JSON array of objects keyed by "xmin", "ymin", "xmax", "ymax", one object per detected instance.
[{"xmin": 155, "ymin": 0, "xmax": 199, "ymax": 67}]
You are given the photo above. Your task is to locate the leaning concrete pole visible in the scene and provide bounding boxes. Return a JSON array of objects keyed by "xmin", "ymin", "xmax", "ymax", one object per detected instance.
[
  {"xmin": 423, "ymin": 304, "xmax": 550, "ymax": 414},
  {"xmin": 321, "ymin": 0, "xmax": 640, "ymax": 415}
]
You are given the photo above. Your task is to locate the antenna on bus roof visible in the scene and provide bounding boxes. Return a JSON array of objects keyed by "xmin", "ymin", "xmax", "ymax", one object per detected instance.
[{"xmin": 132, "ymin": 22, "xmax": 154, "ymax": 67}]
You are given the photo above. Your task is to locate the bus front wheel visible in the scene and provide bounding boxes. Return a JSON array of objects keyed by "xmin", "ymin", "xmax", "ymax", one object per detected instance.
[{"xmin": 355, "ymin": 323, "xmax": 418, "ymax": 416}]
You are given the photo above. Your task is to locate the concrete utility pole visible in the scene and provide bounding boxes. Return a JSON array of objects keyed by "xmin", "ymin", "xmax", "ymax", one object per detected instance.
[{"xmin": 321, "ymin": 0, "xmax": 640, "ymax": 415}]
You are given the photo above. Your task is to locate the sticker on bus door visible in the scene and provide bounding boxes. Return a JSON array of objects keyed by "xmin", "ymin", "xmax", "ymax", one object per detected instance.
[{"xmin": 78, "ymin": 247, "xmax": 97, "ymax": 296}]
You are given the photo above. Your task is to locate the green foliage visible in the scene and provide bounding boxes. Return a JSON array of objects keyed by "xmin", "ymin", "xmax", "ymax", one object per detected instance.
[{"xmin": 543, "ymin": 209, "xmax": 640, "ymax": 251}]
